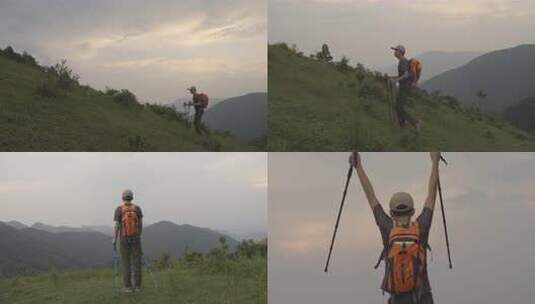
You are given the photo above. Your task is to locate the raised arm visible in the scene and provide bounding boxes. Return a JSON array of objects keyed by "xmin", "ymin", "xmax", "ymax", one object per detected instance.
[
  {"xmin": 423, "ymin": 152, "xmax": 441, "ymax": 210},
  {"xmin": 350, "ymin": 152, "xmax": 380, "ymax": 210}
]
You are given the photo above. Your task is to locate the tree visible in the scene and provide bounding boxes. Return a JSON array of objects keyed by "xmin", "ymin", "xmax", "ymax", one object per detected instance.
[
  {"xmin": 336, "ymin": 56, "xmax": 351, "ymax": 72},
  {"xmin": 316, "ymin": 43, "xmax": 333, "ymax": 62},
  {"xmin": 476, "ymin": 89, "xmax": 487, "ymax": 110}
]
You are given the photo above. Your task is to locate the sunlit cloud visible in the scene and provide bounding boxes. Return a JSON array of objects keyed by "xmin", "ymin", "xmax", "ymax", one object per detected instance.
[
  {"xmin": 0, "ymin": 1, "xmax": 266, "ymax": 102},
  {"xmin": 0, "ymin": 180, "xmax": 47, "ymax": 194}
]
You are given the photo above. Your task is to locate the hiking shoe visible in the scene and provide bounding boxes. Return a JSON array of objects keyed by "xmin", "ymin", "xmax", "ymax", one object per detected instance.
[
  {"xmin": 123, "ymin": 287, "xmax": 133, "ymax": 293},
  {"xmin": 134, "ymin": 288, "xmax": 142, "ymax": 292}
]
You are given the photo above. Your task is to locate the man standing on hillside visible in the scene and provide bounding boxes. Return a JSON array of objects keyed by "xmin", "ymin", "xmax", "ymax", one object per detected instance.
[
  {"xmin": 113, "ymin": 189, "xmax": 143, "ymax": 293},
  {"xmin": 388, "ymin": 45, "xmax": 421, "ymax": 130},
  {"xmin": 187, "ymin": 86, "xmax": 209, "ymax": 135},
  {"xmin": 349, "ymin": 152, "xmax": 440, "ymax": 303}
]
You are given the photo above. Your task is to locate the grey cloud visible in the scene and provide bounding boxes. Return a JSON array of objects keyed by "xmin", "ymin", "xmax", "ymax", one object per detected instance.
[
  {"xmin": 0, "ymin": 153, "xmax": 267, "ymax": 236},
  {"xmin": 0, "ymin": 0, "xmax": 266, "ymax": 101},
  {"xmin": 269, "ymin": 0, "xmax": 535, "ymax": 68}
]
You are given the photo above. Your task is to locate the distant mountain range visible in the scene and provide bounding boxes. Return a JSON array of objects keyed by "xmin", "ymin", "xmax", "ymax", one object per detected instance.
[
  {"xmin": 6, "ymin": 221, "xmax": 113, "ymax": 236},
  {"xmin": 203, "ymin": 93, "xmax": 267, "ymax": 141},
  {"xmin": 422, "ymin": 44, "xmax": 535, "ymax": 112},
  {"xmin": 0, "ymin": 220, "xmax": 239, "ymax": 277},
  {"xmin": 378, "ymin": 50, "xmax": 481, "ymax": 82}
]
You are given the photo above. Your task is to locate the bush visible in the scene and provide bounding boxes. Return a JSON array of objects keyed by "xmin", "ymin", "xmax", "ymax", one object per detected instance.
[
  {"xmin": 128, "ymin": 135, "xmax": 146, "ymax": 151},
  {"xmin": 1, "ymin": 46, "xmax": 38, "ymax": 66},
  {"xmin": 46, "ymin": 60, "xmax": 79, "ymax": 90},
  {"xmin": 145, "ymin": 103, "xmax": 188, "ymax": 123},
  {"xmin": 359, "ymin": 77, "xmax": 384, "ymax": 99},
  {"xmin": 113, "ymin": 89, "xmax": 139, "ymax": 107},
  {"xmin": 336, "ymin": 56, "xmax": 351, "ymax": 72},
  {"xmin": 153, "ymin": 253, "xmax": 174, "ymax": 271},
  {"xmin": 34, "ymin": 80, "xmax": 59, "ymax": 98},
  {"xmin": 482, "ymin": 130, "xmax": 494, "ymax": 140},
  {"xmin": 104, "ymin": 87, "xmax": 119, "ymax": 96}
]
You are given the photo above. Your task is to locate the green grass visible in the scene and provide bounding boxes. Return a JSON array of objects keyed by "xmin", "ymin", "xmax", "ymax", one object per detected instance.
[
  {"xmin": 268, "ymin": 43, "xmax": 535, "ymax": 151},
  {"xmin": 0, "ymin": 258, "xmax": 266, "ymax": 304},
  {"xmin": 0, "ymin": 55, "xmax": 251, "ymax": 151}
]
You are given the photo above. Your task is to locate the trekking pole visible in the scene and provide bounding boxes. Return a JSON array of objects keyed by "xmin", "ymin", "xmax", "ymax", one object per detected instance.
[
  {"xmin": 385, "ymin": 75, "xmax": 394, "ymax": 125},
  {"xmin": 112, "ymin": 246, "xmax": 120, "ymax": 295},
  {"xmin": 437, "ymin": 156, "xmax": 453, "ymax": 269},
  {"xmin": 324, "ymin": 165, "xmax": 354, "ymax": 273},
  {"xmin": 143, "ymin": 256, "xmax": 158, "ymax": 289}
]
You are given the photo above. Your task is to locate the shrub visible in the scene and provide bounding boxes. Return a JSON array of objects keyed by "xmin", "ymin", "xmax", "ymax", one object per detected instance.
[
  {"xmin": 359, "ymin": 77, "xmax": 384, "ymax": 99},
  {"xmin": 145, "ymin": 103, "xmax": 188, "ymax": 123},
  {"xmin": 47, "ymin": 60, "xmax": 79, "ymax": 90},
  {"xmin": 128, "ymin": 135, "xmax": 146, "ymax": 151},
  {"xmin": 114, "ymin": 89, "xmax": 139, "ymax": 107},
  {"xmin": 34, "ymin": 75, "xmax": 60, "ymax": 98},
  {"xmin": 105, "ymin": 87, "xmax": 119, "ymax": 96},
  {"xmin": 1, "ymin": 46, "xmax": 38, "ymax": 66},
  {"xmin": 482, "ymin": 130, "xmax": 494, "ymax": 140},
  {"xmin": 336, "ymin": 56, "xmax": 351, "ymax": 72}
]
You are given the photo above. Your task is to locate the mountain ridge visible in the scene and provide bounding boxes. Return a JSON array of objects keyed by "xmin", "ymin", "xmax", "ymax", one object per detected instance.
[{"xmin": 422, "ymin": 44, "xmax": 535, "ymax": 112}]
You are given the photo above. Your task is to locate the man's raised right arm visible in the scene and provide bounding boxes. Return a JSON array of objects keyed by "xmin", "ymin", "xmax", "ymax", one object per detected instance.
[{"xmin": 350, "ymin": 152, "xmax": 380, "ymax": 211}]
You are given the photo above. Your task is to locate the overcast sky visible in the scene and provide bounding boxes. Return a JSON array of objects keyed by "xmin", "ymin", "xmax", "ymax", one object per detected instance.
[
  {"xmin": 0, "ymin": 153, "xmax": 267, "ymax": 235},
  {"xmin": 269, "ymin": 0, "xmax": 535, "ymax": 68},
  {"xmin": 269, "ymin": 152, "xmax": 535, "ymax": 304},
  {"xmin": 0, "ymin": 0, "xmax": 266, "ymax": 103}
]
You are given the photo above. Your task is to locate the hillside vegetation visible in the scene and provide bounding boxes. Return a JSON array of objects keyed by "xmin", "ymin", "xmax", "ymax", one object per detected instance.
[
  {"xmin": 268, "ymin": 43, "xmax": 535, "ymax": 151},
  {"xmin": 0, "ymin": 47, "xmax": 249, "ymax": 151},
  {"xmin": 0, "ymin": 239, "xmax": 267, "ymax": 304}
]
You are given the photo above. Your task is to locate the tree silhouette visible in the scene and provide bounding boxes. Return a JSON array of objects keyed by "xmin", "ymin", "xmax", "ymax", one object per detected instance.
[
  {"xmin": 476, "ymin": 89, "xmax": 487, "ymax": 110},
  {"xmin": 316, "ymin": 44, "xmax": 333, "ymax": 62}
]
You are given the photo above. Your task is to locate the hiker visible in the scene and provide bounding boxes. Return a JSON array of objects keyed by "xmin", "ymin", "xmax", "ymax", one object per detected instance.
[
  {"xmin": 112, "ymin": 189, "xmax": 143, "ymax": 293},
  {"xmin": 349, "ymin": 151, "xmax": 441, "ymax": 304},
  {"xmin": 388, "ymin": 45, "xmax": 421, "ymax": 130},
  {"xmin": 187, "ymin": 86, "xmax": 209, "ymax": 135}
]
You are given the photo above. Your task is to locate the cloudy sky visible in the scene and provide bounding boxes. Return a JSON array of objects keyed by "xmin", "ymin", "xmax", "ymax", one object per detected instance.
[
  {"xmin": 269, "ymin": 152, "xmax": 535, "ymax": 304},
  {"xmin": 0, "ymin": 0, "xmax": 266, "ymax": 103},
  {"xmin": 0, "ymin": 153, "xmax": 267, "ymax": 235},
  {"xmin": 269, "ymin": 0, "xmax": 535, "ymax": 68}
]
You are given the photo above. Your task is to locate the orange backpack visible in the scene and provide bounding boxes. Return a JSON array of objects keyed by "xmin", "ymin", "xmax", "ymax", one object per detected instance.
[
  {"xmin": 121, "ymin": 204, "xmax": 139, "ymax": 238},
  {"xmin": 380, "ymin": 222, "xmax": 427, "ymax": 294},
  {"xmin": 198, "ymin": 93, "xmax": 209, "ymax": 108},
  {"xmin": 408, "ymin": 58, "xmax": 422, "ymax": 86}
]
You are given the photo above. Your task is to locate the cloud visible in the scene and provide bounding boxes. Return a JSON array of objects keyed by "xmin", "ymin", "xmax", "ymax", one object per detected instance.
[
  {"xmin": 0, "ymin": 180, "xmax": 47, "ymax": 194},
  {"xmin": 0, "ymin": 0, "xmax": 266, "ymax": 102}
]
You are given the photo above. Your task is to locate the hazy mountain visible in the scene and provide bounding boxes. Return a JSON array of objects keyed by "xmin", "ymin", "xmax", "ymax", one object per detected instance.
[
  {"xmin": 81, "ymin": 225, "xmax": 113, "ymax": 236},
  {"xmin": 31, "ymin": 222, "xmax": 93, "ymax": 234},
  {"xmin": 5, "ymin": 220, "xmax": 28, "ymax": 229},
  {"xmin": 378, "ymin": 50, "xmax": 481, "ymax": 81},
  {"xmin": 217, "ymin": 230, "xmax": 267, "ymax": 241},
  {"xmin": 0, "ymin": 222, "xmax": 111, "ymax": 277},
  {"xmin": 142, "ymin": 221, "xmax": 239, "ymax": 258},
  {"xmin": 0, "ymin": 221, "xmax": 238, "ymax": 277},
  {"xmin": 422, "ymin": 45, "xmax": 535, "ymax": 112},
  {"xmin": 503, "ymin": 96, "xmax": 535, "ymax": 132},
  {"xmin": 203, "ymin": 93, "xmax": 267, "ymax": 141}
]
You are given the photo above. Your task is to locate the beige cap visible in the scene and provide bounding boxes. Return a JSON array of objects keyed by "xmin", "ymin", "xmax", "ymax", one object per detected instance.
[
  {"xmin": 389, "ymin": 192, "xmax": 414, "ymax": 214},
  {"xmin": 391, "ymin": 45, "xmax": 406, "ymax": 55},
  {"xmin": 122, "ymin": 189, "xmax": 134, "ymax": 201}
]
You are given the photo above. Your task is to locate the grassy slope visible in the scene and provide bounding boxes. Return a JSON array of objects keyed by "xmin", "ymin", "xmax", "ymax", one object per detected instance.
[
  {"xmin": 0, "ymin": 56, "xmax": 249, "ymax": 151},
  {"xmin": 268, "ymin": 44, "xmax": 535, "ymax": 151},
  {"xmin": 0, "ymin": 258, "xmax": 266, "ymax": 304}
]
